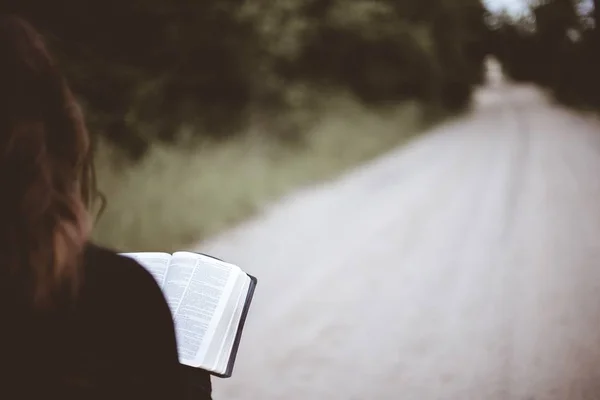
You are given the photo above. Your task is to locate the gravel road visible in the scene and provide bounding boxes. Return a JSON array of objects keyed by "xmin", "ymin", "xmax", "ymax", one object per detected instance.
[{"xmin": 197, "ymin": 71, "xmax": 600, "ymax": 399}]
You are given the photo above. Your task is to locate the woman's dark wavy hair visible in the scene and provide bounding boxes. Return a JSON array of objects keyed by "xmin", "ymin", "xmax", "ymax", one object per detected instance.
[{"xmin": 0, "ymin": 15, "xmax": 102, "ymax": 308}]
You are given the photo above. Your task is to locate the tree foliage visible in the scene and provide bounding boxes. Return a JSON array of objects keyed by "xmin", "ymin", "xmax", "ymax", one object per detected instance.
[
  {"xmin": 489, "ymin": 0, "xmax": 600, "ymax": 109},
  {"xmin": 0, "ymin": 0, "xmax": 488, "ymax": 157}
]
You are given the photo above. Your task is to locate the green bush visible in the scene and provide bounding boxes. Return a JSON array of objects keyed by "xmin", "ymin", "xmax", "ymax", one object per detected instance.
[
  {"xmin": 489, "ymin": 0, "xmax": 600, "ymax": 110},
  {"xmin": 0, "ymin": 0, "xmax": 488, "ymax": 158}
]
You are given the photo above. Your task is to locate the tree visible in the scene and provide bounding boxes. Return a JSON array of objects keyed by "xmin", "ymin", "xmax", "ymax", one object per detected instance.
[{"xmin": 0, "ymin": 0, "xmax": 489, "ymax": 157}]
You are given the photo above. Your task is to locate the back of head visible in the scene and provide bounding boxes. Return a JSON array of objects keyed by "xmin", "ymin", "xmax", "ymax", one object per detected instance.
[{"xmin": 0, "ymin": 15, "xmax": 94, "ymax": 309}]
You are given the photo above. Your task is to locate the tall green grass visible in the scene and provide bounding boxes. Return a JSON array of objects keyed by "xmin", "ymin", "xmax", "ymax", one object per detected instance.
[{"xmin": 92, "ymin": 94, "xmax": 424, "ymax": 252}]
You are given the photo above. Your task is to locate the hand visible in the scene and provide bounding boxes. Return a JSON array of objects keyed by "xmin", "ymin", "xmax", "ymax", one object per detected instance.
[{"xmin": 181, "ymin": 364, "xmax": 212, "ymax": 400}]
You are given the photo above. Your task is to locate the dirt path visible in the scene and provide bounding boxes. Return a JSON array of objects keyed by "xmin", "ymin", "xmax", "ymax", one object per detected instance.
[{"xmin": 197, "ymin": 76, "xmax": 600, "ymax": 399}]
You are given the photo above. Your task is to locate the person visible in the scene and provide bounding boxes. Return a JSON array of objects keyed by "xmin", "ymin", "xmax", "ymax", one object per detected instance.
[{"xmin": 0, "ymin": 14, "xmax": 212, "ymax": 400}]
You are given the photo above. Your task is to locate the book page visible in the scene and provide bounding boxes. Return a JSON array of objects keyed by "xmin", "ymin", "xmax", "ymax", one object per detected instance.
[
  {"xmin": 212, "ymin": 274, "xmax": 251, "ymax": 374},
  {"xmin": 161, "ymin": 254, "xmax": 196, "ymax": 316},
  {"xmin": 120, "ymin": 252, "xmax": 171, "ymax": 289},
  {"xmin": 167, "ymin": 252, "xmax": 240, "ymax": 366}
]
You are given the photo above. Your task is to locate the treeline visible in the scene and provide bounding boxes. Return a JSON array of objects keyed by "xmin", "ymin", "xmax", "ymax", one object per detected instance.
[
  {"xmin": 1, "ymin": 0, "xmax": 488, "ymax": 158},
  {"xmin": 488, "ymin": 0, "xmax": 600, "ymax": 108}
]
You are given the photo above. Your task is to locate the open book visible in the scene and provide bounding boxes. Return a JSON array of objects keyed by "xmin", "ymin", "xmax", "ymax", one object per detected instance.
[{"xmin": 121, "ymin": 251, "xmax": 257, "ymax": 378}]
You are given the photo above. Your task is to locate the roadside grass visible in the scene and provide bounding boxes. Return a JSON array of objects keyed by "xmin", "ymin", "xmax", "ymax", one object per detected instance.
[{"xmin": 91, "ymin": 94, "xmax": 425, "ymax": 252}]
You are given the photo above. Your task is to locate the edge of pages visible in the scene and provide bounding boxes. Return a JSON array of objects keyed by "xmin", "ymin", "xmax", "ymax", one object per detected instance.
[
  {"xmin": 213, "ymin": 273, "xmax": 258, "ymax": 378},
  {"xmin": 192, "ymin": 251, "xmax": 257, "ymax": 379}
]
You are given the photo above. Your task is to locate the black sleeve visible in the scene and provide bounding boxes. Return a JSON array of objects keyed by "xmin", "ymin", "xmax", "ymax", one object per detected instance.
[
  {"xmin": 113, "ymin": 257, "xmax": 213, "ymax": 400},
  {"xmin": 112, "ymin": 257, "xmax": 185, "ymax": 400}
]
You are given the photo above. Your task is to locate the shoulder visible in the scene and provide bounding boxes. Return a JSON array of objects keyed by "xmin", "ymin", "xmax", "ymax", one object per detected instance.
[
  {"xmin": 79, "ymin": 243, "xmax": 174, "ymax": 332},
  {"xmin": 83, "ymin": 243, "xmax": 139, "ymax": 274},
  {"xmin": 77, "ymin": 248, "xmax": 182, "ymax": 398},
  {"xmin": 80, "ymin": 243, "xmax": 166, "ymax": 312},
  {"xmin": 82, "ymin": 243, "xmax": 157, "ymax": 289}
]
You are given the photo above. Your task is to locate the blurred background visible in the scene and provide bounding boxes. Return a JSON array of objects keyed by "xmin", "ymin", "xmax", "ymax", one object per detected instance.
[
  {"xmin": 0, "ymin": 0, "xmax": 492, "ymax": 251},
  {"xmin": 0, "ymin": 0, "xmax": 594, "ymax": 252},
  {"xmin": 0, "ymin": 1, "xmax": 595, "ymax": 252}
]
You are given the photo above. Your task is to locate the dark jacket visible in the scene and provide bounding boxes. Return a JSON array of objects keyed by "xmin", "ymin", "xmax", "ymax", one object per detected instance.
[{"xmin": 0, "ymin": 243, "xmax": 212, "ymax": 400}]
